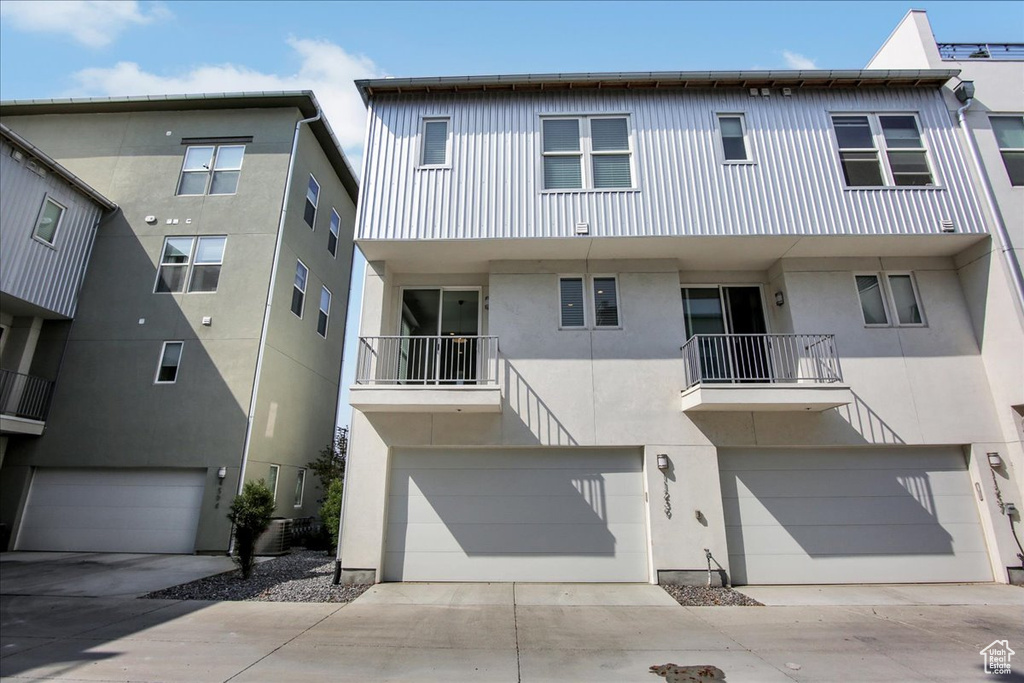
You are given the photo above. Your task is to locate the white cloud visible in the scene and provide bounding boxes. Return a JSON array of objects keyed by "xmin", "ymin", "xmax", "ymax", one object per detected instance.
[
  {"xmin": 781, "ymin": 50, "xmax": 818, "ymax": 70},
  {"xmin": 67, "ymin": 37, "xmax": 384, "ymax": 159},
  {"xmin": 0, "ymin": 1, "xmax": 170, "ymax": 48}
]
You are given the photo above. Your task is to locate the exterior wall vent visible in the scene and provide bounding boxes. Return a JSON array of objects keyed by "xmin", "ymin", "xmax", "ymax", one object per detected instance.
[
  {"xmin": 26, "ymin": 159, "xmax": 46, "ymax": 178},
  {"xmin": 781, "ymin": 87, "xmax": 793, "ymax": 97},
  {"xmin": 10, "ymin": 148, "xmax": 24, "ymax": 163},
  {"xmin": 940, "ymin": 219, "xmax": 956, "ymax": 233},
  {"xmin": 575, "ymin": 222, "xmax": 590, "ymax": 235}
]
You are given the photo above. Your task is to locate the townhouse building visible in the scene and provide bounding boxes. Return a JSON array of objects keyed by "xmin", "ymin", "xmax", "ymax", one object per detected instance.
[
  {"xmin": 338, "ymin": 68, "xmax": 1024, "ymax": 586},
  {"xmin": 0, "ymin": 92, "xmax": 358, "ymax": 554}
]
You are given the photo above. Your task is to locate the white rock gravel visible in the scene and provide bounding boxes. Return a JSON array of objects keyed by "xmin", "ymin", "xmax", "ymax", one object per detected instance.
[
  {"xmin": 144, "ymin": 549, "xmax": 371, "ymax": 603},
  {"xmin": 662, "ymin": 584, "xmax": 763, "ymax": 607}
]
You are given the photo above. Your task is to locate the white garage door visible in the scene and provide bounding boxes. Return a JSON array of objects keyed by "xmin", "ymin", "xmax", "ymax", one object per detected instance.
[
  {"xmin": 720, "ymin": 448, "xmax": 992, "ymax": 585},
  {"xmin": 385, "ymin": 448, "xmax": 648, "ymax": 582},
  {"xmin": 16, "ymin": 468, "xmax": 206, "ymax": 553}
]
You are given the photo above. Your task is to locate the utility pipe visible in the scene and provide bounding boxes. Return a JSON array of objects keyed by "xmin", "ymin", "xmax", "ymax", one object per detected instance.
[
  {"xmin": 231, "ymin": 106, "xmax": 322, "ymax": 552},
  {"xmin": 956, "ymin": 98, "xmax": 1024, "ymax": 320}
]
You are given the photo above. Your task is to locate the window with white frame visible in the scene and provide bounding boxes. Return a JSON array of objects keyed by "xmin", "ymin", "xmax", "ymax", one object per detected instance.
[
  {"xmin": 317, "ymin": 286, "xmax": 331, "ymax": 338},
  {"xmin": 33, "ymin": 197, "xmax": 65, "ymax": 245},
  {"xmin": 155, "ymin": 236, "xmax": 227, "ymax": 293},
  {"xmin": 832, "ymin": 114, "xmax": 934, "ymax": 187},
  {"xmin": 304, "ymin": 175, "xmax": 319, "ymax": 228},
  {"xmin": 542, "ymin": 116, "xmax": 633, "ymax": 190},
  {"xmin": 990, "ymin": 115, "xmax": 1024, "ymax": 186},
  {"xmin": 558, "ymin": 275, "xmax": 621, "ymax": 329},
  {"xmin": 328, "ymin": 209, "xmax": 340, "ymax": 257},
  {"xmin": 291, "ymin": 260, "xmax": 308, "ymax": 317},
  {"xmin": 293, "ymin": 469, "xmax": 305, "ymax": 507},
  {"xmin": 855, "ymin": 273, "xmax": 924, "ymax": 327},
  {"xmin": 268, "ymin": 465, "xmax": 280, "ymax": 502},
  {"xmin": 177, "ymin": 145, "xmax": 245, "ymax": 196},
  {"xmin": 155, "ymin": 341, "xmax": 183, "ymax": 383},
  {"xmin": 420, "ymin": 118, "xmax": 449, "ymax": 166},
  {"xmin": 717, "ymin": 114, "xmax": 750, "ymax": 162}
]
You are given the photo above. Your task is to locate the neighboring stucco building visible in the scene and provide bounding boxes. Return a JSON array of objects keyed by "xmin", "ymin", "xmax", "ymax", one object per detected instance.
[
  {"xmin": 868, "ymin": 9, "xmax": 1024, "ymax": 509},
  {"xmin": 337, "ymin": 68, "xmax": 1023, "ymax": 586},
  {"xmin": 0, "ymin": 92, "xmax": 358, "ymax": 554},
  {"xmin": 0, "ymin": 124, "xmax": 117, "ymax": 550}
]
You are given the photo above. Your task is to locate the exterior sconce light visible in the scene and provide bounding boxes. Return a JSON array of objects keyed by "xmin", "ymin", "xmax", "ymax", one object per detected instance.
[
  {"xmin": 987, "ymin": 452, "xmax": 1003, "ymax": 468},
  {"xmin": 217, "ymin": 466, "xmax": 227, "ymax": 480},
  {"xmin": 774, "ymin": 291, "xmax": 785, "ymax": 307},
  {"xmin": 657, "ymin": 454, "xmax": 670, "ymax": 470}
]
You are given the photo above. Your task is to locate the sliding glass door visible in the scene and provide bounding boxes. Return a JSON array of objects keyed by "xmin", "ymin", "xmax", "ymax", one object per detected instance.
[
  {"xmin": 399, "ymin": 289, "xmax": 480, "ymax": 384},
  {"xmin": 682, "ymin": 286, "xmax": 771, "ymax": 382}
]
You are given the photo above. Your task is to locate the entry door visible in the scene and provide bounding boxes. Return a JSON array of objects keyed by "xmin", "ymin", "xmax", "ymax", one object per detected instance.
[
  {"xmin": 400, "ymin": 289, "xmax": 480, "ymax": 384},
  {"xmin": 682, "ymin": 286, "xmax": 770, "ymax": 381}
]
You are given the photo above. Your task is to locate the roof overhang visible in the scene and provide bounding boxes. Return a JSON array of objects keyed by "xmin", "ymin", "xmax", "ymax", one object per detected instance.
[
  {"xmin": 0, "ymin": 91, "xmax": 359, "ymax": 202},
  {"xmin": 355, "ymin": 69, "xmax": 960, "ymax": 104}
]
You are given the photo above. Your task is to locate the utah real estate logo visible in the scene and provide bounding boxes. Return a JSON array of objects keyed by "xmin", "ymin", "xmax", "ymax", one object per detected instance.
[{"xmin": 980, "ymin": 640, "xmax": 1015, "ymax": 675}]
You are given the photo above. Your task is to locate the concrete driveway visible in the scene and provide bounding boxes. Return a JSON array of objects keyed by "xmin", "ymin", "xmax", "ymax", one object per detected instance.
[{"xmin": 3, "ymin": 574, "xmax": 1023, "ymax": 682}]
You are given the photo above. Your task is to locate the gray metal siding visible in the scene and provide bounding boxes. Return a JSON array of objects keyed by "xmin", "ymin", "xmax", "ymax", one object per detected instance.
[
  {"xmin": 358, "ymin": 88, "xmax": 986, "ymax": 241},
  {"xmin": 0, "ymin": 139, "xmax": 105, "ymax": 317}
]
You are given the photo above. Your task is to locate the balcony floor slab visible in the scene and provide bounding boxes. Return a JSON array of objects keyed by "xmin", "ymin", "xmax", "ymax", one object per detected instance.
[
  {"xmin": 680, "ymin": 383, "xmax": 854, "ymax": 412},
  {"xmin": 350, "ymin": 385, "xmax": 502, "ymax": 413}
]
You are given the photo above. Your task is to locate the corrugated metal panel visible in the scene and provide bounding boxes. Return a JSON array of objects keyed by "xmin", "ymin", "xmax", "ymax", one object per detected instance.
[
  {"xmin": 357, "ymin": 88, "xmax": 986, "ymax": 241},
  {"xmin": 0, "ymin": 139, "xmax": 105, "ymax": 318}
]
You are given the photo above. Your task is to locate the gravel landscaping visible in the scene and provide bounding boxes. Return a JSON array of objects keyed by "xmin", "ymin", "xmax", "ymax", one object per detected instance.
[
  {"xmin": 144, "ymin": 549, "xmax": 371, "ymax": 603},
  {"xmin": 662, "ymin": 584, "xmax": 764, "ymax": 607}
]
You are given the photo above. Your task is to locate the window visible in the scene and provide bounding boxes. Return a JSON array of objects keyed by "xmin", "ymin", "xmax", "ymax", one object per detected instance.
[
  {"xmin": 177, "ymin": 145, "xmax": 244, "ymax": 196},
  {"xmin": 268, "ymin": 465, "xmax": 280, "ymax": 503},
  {"xmin": 420, "ymin": 118, "xmax": 449, "ymax": 166},
  {"xmin": 317, "ymin": 286, "xmax": 331, "ymax": 338},
  {"xmin": 855, "ymin": 273, "xmax": 924, "ymax": 327},
  {"xmin": 559, "ymin": 275, "xmax": 621, "ymax": 329},
  {"xmin": 293, "ymin": 469, "xmax": 305, "ymax": 507},
  {"xmin": 291, "ymin": 260, "xmax": 308, "ymax": 317},
  {"xmin": 155, "ymin": 341, "xmax": 183, "ymax": 383},
  {"xmin": 328, "ymin": 209, "xmax": 340, "ymax": 257},
  {"xmin": 304, "ymin": 175, "xmax": 319, "ymax": 228},
  {"xmin": 718, "ymin": 114, "xmax": 750, "ymax": 162},
  {"xmin": 991, "ymin": 116, "xmax": 1024, "ymax": 186},
  {"xmin": 832, "ymin": 114, "xmax": 934, "ymax": 187},
  {"xmin": 155, "ymin": 236, "xmax": 227, "ymax": 293},
  {"xmin": 559, "ymin": 277, "xmax": 585, "ymax": 328},
  {"xmin": 542, "ymin": 116, "xmax": 632, "ymax": 190},
  {"xmin": 33, "ymin": 197, "xmax": 65, "ymax": 245}
]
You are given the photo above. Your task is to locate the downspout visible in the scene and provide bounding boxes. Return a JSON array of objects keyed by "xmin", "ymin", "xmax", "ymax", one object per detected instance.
[
  {"xmin": 231, "ymin": 106, "xmax": 322, "ymax": 552},
  {"xmin": 955, "ymin": 98, "xmax": 1024, "ymax": 319}
]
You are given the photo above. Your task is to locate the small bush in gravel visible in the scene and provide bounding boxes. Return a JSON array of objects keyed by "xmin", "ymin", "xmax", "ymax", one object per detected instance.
[
  {"xmin": 228, "ymin": 479, "xmax": 276, "ymax": 579},
  {"xmin": 663, "ymin": 584, "xmax": 763, "ymax": 607},
  {"xmin": 320, "ymin": 479, "xmax": 344, "ymax": 552}
]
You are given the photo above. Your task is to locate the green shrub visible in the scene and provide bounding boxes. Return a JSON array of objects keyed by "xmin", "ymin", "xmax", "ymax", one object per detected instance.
[
  {"xmin": 228, "ymin": 479, "xmax": 276, "ymax": 579},
  {"xmin": 320, "ymin": 479, "xmax": 344, "ymax": 552}
]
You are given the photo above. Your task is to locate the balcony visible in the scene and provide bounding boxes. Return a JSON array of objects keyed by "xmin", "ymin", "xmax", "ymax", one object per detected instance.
[
  {"xmin": 937, "ymin": 42, "xmax": 1024, "ymax": 61},
  {"xmin": 0, "ymin": 370, "xmax": 55, "ymax": 435},
  {"xmin": 350, "ymin": 335, "xmax": 501, "ymax": 413},
  {"xmin": 680, "ymin": 334, "xmax": 853, "ymax": 412}
]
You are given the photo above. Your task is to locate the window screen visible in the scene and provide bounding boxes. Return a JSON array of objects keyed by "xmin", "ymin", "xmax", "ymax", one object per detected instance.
[{"xmin": 559, "ymin": 277, "xmax": 585, "ymax": 327}]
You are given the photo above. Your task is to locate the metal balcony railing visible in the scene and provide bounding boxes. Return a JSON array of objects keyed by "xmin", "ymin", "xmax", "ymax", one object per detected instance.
[
  {"xmin": 0, "ymin": 369, "xmax": 55, "ymax": 422},
  {"xmin": 937, "ymin": 43, "xmax": 1024, "ymax": 60},
  {"xmin": 356, "ymin": 335, "xmax": 499, "ymax": 386},
  {"xmin": 681, "ymin": 334, "xmax": 843, "ymax": 390}
]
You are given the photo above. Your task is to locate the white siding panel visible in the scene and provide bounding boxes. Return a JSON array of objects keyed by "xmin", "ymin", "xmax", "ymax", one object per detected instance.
[{"xmin": 359, "ymin": 88, "xmax": 985, "ymax": 241}]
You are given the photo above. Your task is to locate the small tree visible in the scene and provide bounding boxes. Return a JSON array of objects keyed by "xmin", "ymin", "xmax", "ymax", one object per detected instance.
[
  {"xmin": 320, "ymin": 479, "xmax": 345, "ymax": 552},
  {"xmin": 228, "ymin": 479, "xmax": 276, "ymax": 579},
  {"xmin": 308, "ymin": 426, "xmax": 348, "ymax": 495}
]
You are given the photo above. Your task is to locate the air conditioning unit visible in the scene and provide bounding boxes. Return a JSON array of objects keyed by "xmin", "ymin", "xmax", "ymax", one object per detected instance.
[{"xmin": 254, "ymin": 518, "xmax": 292, "ymax": 556}]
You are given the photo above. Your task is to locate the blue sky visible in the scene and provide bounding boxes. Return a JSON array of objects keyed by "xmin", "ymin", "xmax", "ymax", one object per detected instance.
[{"xmin": 1, "ymin": 0, "xmax": 1021, "ymax": 428}]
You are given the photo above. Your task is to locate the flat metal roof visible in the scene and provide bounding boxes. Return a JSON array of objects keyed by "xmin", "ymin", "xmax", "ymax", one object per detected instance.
[
  {"xmin": 356, "ymin": 69, "xmax": 959, "ymax": 103},
  {"xmin": 0, "ymin": 91, "xmax": 359, "ymax": 201},
  {"xmin": 1, "ymin": 122, "xmax": 117, "ymax": 211}
]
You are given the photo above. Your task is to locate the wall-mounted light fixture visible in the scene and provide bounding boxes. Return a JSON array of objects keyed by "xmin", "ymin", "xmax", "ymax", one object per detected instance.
[
  {"xmin": 657, "ymin": 453, "xmax": 670, "ymax": 470},
  {"xmin": 954, "ymin": 80, "xmax": 975, "ymax": 103},
  {"xmin": 774, "ymin": 291, "xmax": 785, "ymax": 307},
  {"xmin": 217, "ymin": 466, "xmax": 227, "ymax": 480},
  {"xmin": 988, "ymin": 452, "xmax": 1003, "ymax": 468}
]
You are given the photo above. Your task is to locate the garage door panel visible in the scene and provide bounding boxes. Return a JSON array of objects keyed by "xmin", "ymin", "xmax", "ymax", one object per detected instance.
[
  {"xmin": 725, "ymin": 521, "xmax": 989, "ymax": 556},
  {"xmin": 722, "ymin": 468, "xmax": 976, "ymax": 499},
  {"xmin": 386, "ymin": 449, "xmax": 647, "ymax": 582},
  {"xmin": 723, "ymin": 494, "xmax": 985, "ymax": 527},
  {"xmin": 17, "ymin": 468, "xmax": 205, "ymax": 554},
  {"xmin": 387, "ymin": 521, "xmax": 648, "ymax": 554},
  {"xmin": 384, "ymin": 552, "xmax": 649, "ymax": 583},
  {"xmin": 720, "ymin": 448, "xmax": 992, "ymax": 585},
  {"xmin": 729, "ymin": 553, "xmax": 994, "ymax": 585},
  {"xmin": 393, "ymin": 493, "xmax": 647, "ymax": 525}
]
